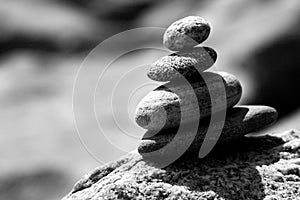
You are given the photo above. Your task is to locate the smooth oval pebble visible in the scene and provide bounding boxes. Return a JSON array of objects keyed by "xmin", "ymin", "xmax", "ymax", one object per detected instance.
[
  {"xmin": 147, "ymin": 46, "xmax": 217, "ymax": 82},
  {"xmin": 135, "ymin": 71, "xmax": 242, "ymax": 131},
  {"xmin": 138, "ymin": 105, "xmax": 278, "ymax": 158},
  {"xmin": 163, "ymin": 16, "xmax": 211, "ymax": 51}
]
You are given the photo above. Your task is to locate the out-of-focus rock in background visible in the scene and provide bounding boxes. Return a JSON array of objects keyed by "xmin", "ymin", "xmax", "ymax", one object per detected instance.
[
  {"xmin": 1, "ymin": 0, "xmax": 300, "ymax": 199},
  {"xmin": 0, "ymin": 0, "xmax": 161, "ymax": 54},
  {"xmin": 0, "ymin": 169, "xmax": 68, "ymax": 200}
]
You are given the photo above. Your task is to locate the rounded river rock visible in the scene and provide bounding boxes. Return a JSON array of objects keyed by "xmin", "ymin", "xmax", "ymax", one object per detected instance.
[
  {"xmin": 135, "ymin": 71, "xmax": 242, "ymax": 130},
  {"xmin": 147, "ymin": 46, "xmax": 217, "ymax": 82},
  {"xmin": 138, "ymin": 105, "xmax": 278, "ymax": 159},
  {"xmin": 163, "ymin": 16, "xmax": 211, "ymax": 51}
]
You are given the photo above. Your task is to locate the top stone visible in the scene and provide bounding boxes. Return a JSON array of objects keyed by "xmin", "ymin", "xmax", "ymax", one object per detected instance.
[{"xmin": 163, "ymin": 16, "xmax": 211, "ymax": 51}]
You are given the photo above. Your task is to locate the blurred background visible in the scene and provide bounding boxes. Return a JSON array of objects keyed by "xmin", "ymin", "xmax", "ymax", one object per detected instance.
[{"xmin": 1, "ymin": 0, "xmax": 300, "ymax": 199}]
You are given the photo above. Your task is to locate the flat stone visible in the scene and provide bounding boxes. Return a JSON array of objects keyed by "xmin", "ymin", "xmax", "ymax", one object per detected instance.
[
  {"xmin": 138, "ymin": 106, "xmax": 278, "ymax": 159},
  {"xmin": 135, "ymin": 72, "xmax": 242, "ymax": 130},
  {"xmin": 147, "ymin": 47, "xmax": 217, "ymax": 81},
  {"xmin": 62, "ymin": 130, "xmax": 300, "ymax": 200},
  {"xmin": 163, "ymin": 16, "xmax": 211, "ymax": 51}
]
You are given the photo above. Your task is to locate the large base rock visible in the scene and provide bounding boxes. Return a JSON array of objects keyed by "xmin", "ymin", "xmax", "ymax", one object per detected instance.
[{"xmin": 63, "ymin": 130, "xmax": 300, "ymax": 200}]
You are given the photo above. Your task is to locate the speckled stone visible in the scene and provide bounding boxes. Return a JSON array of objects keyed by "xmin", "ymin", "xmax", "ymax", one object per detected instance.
[
  {"xmin": 135, "ymin": 72, "xmax": 242, "ymax": 130},
  {"xmin": 163, "ymin": 16, "xmax": 211, "ymax": 51},
  {"xmin": 147, "ymin": 47, "xmax": 217, "ymax": 81},
  {"xmin": 62, "ymin": 130, "xmax": 300, "ymax": 200},
  {"xmin": 138, "ymin": 106, "xmax": 278, "ymax": 158}
]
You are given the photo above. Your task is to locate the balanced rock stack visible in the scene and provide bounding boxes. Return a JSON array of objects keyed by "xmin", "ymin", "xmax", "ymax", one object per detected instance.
[{"xmin": 135, "ymin": 16, "xmax": 278, "ymax": 159}]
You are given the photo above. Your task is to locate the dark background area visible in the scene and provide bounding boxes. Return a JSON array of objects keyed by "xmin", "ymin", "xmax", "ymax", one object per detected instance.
[{"xmin": 1, "ymin": 0, "xmax": 300, "ymax": 199}]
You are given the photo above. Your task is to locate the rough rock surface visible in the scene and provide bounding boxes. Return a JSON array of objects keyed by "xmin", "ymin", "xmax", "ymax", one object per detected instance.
[{"xmin": 63, "ymin": 130, "xmax": 300, "ymax": 200}]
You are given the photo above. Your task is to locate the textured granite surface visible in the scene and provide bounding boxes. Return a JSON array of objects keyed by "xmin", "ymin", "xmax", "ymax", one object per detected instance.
[{"xmin": 63, "ymin": 130, "xmax": 300, "ymax": 200}]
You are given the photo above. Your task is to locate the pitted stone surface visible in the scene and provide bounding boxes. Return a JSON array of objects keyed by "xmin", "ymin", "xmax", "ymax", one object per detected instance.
[{"xmin": 63, "ymin": 130, "xmax": 300, "ymax": 200}]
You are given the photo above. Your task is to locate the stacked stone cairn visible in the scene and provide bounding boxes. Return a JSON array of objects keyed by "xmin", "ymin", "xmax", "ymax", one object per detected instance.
[{"xmin": 135, "ymin": 16, "xmax": 278, "ymax": 160}]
